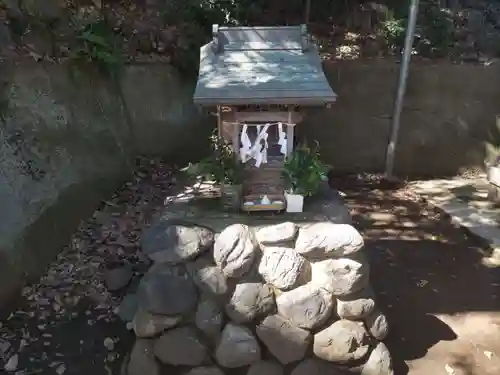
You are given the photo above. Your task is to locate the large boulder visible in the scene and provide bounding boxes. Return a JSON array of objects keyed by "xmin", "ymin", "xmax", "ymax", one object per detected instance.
[
  {"xmin": 291, "ymin": 358, "xmax": 346, "ymax": 375},
  {"xmin": 365, "ymin": 309, "xmax": 389, "ymax": 341},
  {"xmin": 195, "ymin": 298, "xmax": 224, "ymax": 340},
  {"xmin": 127, "ymin": 339, "xmax": 160, "ymax": 375},
  {"xmin": 361, "ymin": 342, "xmax": 394, "ymax": 375},
  {"xmin": 256, "ymin": 315, "xmax": 312, "ymax": 365},
  {"xmin": 276, "ymin": 283, "xmax": 334, "ymax": 330},
  {"xmin": 136, "ymin": 264, "xmax": 198, "ymax": 315},
  {"xmin": 189, "ymin": 259, "xmax": 229, "ymax": 296},
  {"xmin": 258, "ymin": 247, "xmax": 310, "ymax": 290},
  {"xmin": 142, "ymin": 222, "xmax": 214, "ymax": 264},
  {"xmin": 226, "ymin": 283, "xmax": 275, "ymax": 323},
  {"xmin": 256, "ymin": 222, "xmax": 298, "ymax": 246},
  {"xmin": 185, "ymin": 367, "xmax": 226, "ymax": 375},
  {"xmin": 215, "ymin": 323, "xmax": 261, "ymax": 368},
  {"xmin": 337, "ymin": 287, "xmax": 376, "ymax": 320},
  {"xmin": 154, "ymin": 326, "xmax": 208, "ymax": 366},
  {"xmin": 311, "ymin": 256, "xmax": 369, "ymax": 297},
  {"xmin": 313, "ymin": 320, "xmax": 371, "ymax": 364},
  {"xmin": 295, "ymin": 223, "xmax": 364, "ymax": 259},
  {"xmin": 247, "ymin": 360, "xmax": 284, "ymax": 375},
  {"xmin": 213, "ymin": 224, "xmax": 259, "ymax": 278},
  {"xmin": 132, "ymin": 308, "xmax": 182, "ymax": 338}
]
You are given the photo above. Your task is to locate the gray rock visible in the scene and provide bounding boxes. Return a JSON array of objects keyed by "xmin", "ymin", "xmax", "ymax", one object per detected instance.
[
  {"xmin": 295, "ymin": 223, "xmax": 364, "ymax": 259},
  {"xmin": 247, "ymin": 360, "xmax": 284, "ymax": 375},
  {"xmin": 213, "ymin": 224, "xmax": 259, "ymax": 278},
  {"xmin": 189, "ymin": 260, "xmax": 228, "ymax": 296},
  {"xmin": 311, "ymin": 256, "xmax": 369, "ymax": 297},
  {"xmin": 215, "ymin": 323, "xmax": 261, "ymax": 368},
  {"xmin": 226, "ymin": 283, "xmax": 275, "ymax": 323},
  {"xmin": 313, "ymin": 320, "xmax": 371, "ymax": 364},
  {"xmin": 132, "ymin": 308, "xmax": 182, "ymax": 338},
  {"xmin": 276, "ymin": 283, "xmax": 334, "ymax": 330},
  {"xmin": 256, "ymin": 315, "xmax": 311, "ymax": 365},
  {"xmin": 365, "ymin": 310, "xmax": 389, "ymax": 341},
  {"xmin": 361, "ymin": 342, "xmax": 394, "ymax": 375},
  {"xmin": 128, "ymin": 339, "xmax": 160, "ymax": 375},
  {"xmin": 186, "ymin": 367, "xmax": 226, "ymax": 375},
  {"xmin": 290, "ymin": 358, "xmax": 346, "ymax": 375},
  {"xmin": 142, "ymin": 222, "xmax": 214, "ymax": 264},
  {"xmin": 118, "ymin": 293, "xmax": 138, "ymax": 322},
  {"xmin": 195, "ymin": 298, "xmax": 224, "ymax": 339},
  {"xmin": 137, "ymin": 263, "xmax": 197, "ymax": 315},
  {"xmin": 258, "ymin": 247, "xmax": 309, "ymax": 290},
  {"xmin": 154, "ymin": 326, "xmax": 208, "ymax": 366},
  {"xmin": 256, "ymin": 222, "xmax": 298, "ymax": 246},
  {"xmin": 105, "ymin": 265, "xmax": 133, "ymax": 291},
  {"xmin": 337, "ymin": 287, "xmax": 376, "ymax": 320}
]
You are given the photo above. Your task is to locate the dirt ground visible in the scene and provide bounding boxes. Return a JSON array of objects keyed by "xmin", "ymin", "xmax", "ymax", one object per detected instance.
[
  {"xmin": 330, "ymin": 174, "xmax": 500, "ymax": 375},
  {"xmin": 1, "ymin": 165, "xmax": 500, "ymax": 375}
]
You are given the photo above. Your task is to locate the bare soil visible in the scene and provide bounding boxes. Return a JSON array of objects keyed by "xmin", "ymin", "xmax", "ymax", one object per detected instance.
[{"xmin": 331, "ymin": 174, "xmax": 500, "ymax": 375}]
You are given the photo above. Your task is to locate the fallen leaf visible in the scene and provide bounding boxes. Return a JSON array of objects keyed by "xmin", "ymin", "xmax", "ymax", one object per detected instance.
[
  {"xmin": 56, "ymin": 364, "xmax": 66, "ymax": 375},
  {"xmin": 103, "ymin": 337, "xmax": 114, "ymax": 351},
  {"xmin": 4, "ymin": 354, "xmax": 18, "ymax": 372}
]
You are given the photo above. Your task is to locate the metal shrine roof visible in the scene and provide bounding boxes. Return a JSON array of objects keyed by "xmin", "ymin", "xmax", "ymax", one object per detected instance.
[{"xmin": 193, "ymin": 25, "xmax": 337, "ymax": 106}]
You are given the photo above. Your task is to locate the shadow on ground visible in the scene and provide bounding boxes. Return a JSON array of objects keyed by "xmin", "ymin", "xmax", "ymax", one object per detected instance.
[{"xmin": 331, "ymin": 174, "xmax": 500, "ymax": 375}]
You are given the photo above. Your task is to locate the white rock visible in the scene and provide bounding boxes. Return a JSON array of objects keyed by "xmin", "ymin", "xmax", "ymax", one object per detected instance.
[
  {"xmin": 276, "ymin": 283, "xmax": 334, "ymax": 329},
  {"xmin": 295, "ymin": 223, "xmax": 364, "ymax": 259},
  {"xmin": 365, "ymin": 309, "xmax": 389, "ymax": 340},
  {"xmin": 256, "ymin": 222, "xmax": 298, "ymax": 246},
  {"xmin": 215, "ymin": 323, "xmax": 261, "ymax": 368},
  {"xmin": 337, "ymin": 287, "xmax": 376, "ymax": 320},
  {"xmin": 256, "ymin": 315, "xmax": 311, "ymax": 365},
  {"xmin": 311, "ymin": 256, "xmax": 369, "ymax": 297},
  {"xmin": 313, "ymin": 320, "xmax": 371, "ymax": 364},
  {"xmin": 361, "ymin": 342, "xmax": 394, "ymax": 375},
  {"xmin": 213, "ymin": 224, "xmax": 259, "ymax": 278},
  {"xmin": 226, "ymin": 283, "xmax": 275, "ymax": 323},
  {"xmin": 258, "ymin": 247, "xmax": 309, "ymax": 290}
]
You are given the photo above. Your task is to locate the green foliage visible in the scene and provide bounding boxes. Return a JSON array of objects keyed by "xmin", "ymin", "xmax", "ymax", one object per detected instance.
[
  {"xmin": 70, "ymin": 20, "xmax": 124, "ymax": 76},
  {"xmin": 382, "ymin": 18, "xmax": 406, "ymax": 49},
  {"xmin": 182, "ymin": 130, "xmax": 243, "ymax": 185},
  {"xmin": 283, "ymin": 141, "xmax": 329, "ymax": 197},
  {"xmin": 414, "ymin": 2, "xmax": 455, "ymax": 57}
]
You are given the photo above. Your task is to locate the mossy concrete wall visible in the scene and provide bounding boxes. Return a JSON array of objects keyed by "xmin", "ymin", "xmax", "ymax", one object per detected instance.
[
  {"xmin": 302, "ymin": 59, "xmax": 500, "ymax": 177},
  {"xmin": 0, "ymin": 61, "xmax": 211, "ymax": 309}
]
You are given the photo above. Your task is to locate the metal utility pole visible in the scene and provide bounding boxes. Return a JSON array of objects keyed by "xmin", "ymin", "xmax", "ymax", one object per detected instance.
[
  {"xmin": 305, "ymin": 0, "xmax": 311, "ymax": 25},
  {"xmin": 384, "ymin": 0, "xmax": 420, "ymax": 179}
]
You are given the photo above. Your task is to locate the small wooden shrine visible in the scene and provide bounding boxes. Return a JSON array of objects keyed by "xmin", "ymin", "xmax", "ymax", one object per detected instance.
[{"xmin": 193, "ymin": 24, "xmax": 337, "ymax": 212}]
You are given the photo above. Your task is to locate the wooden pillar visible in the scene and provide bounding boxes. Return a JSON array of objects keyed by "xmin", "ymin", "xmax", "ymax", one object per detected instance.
[
  {"xmin": 286, "ymin": 110, "xmax": 295, "ymax": 157},
  {"xmin": 232, "ymin": 122, "xmax": 240, "ymax": 160}
]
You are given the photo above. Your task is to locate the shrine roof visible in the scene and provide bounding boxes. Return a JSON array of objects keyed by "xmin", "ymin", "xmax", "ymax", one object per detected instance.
[{"xmin": 193, "ymin": 25, "xmax": 337, "ymax": 107}]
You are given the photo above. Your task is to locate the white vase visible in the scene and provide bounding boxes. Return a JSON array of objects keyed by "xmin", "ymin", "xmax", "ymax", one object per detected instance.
[{"xmin": 285, "ymin": 192, "xmax": 304, "ymax": 213}]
